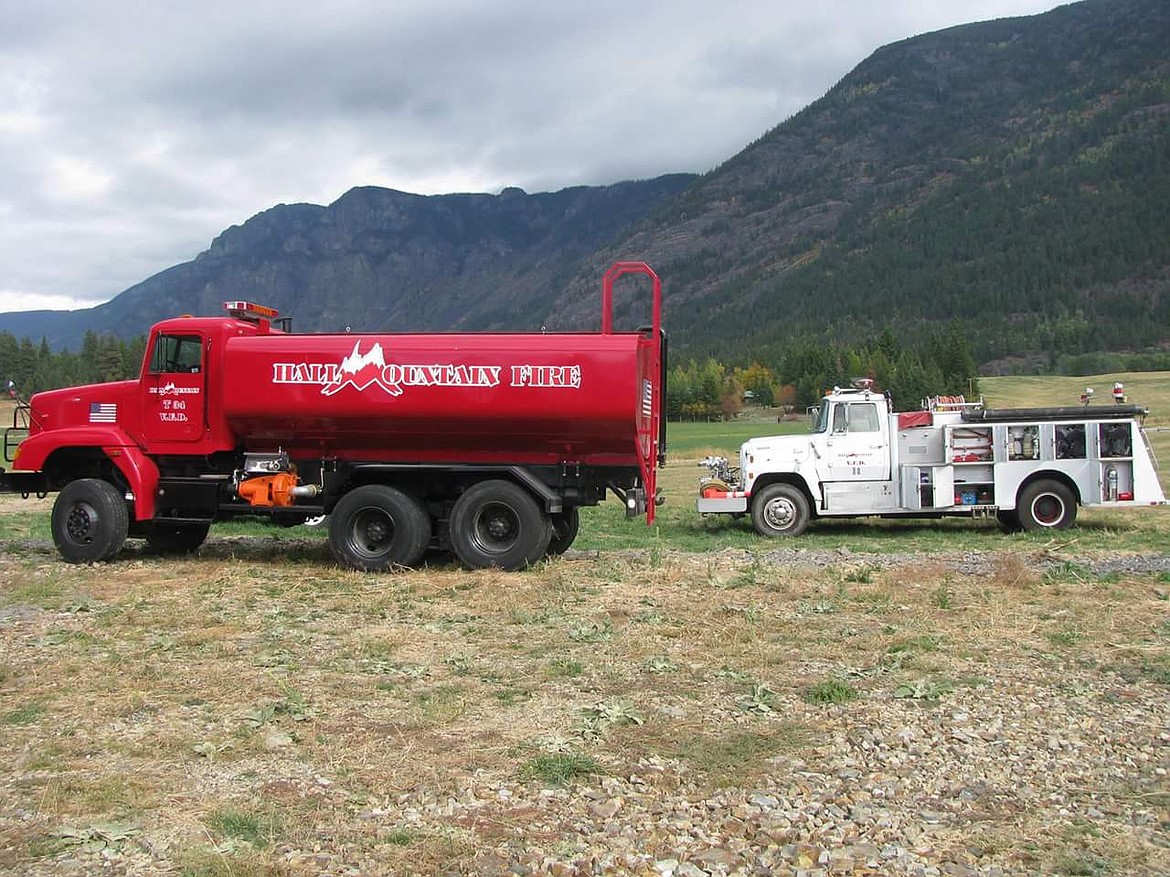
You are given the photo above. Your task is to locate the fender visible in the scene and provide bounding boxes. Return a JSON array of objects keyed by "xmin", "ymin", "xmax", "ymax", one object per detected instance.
[
  {"xmin": 13, "ymin": 426, "xmax": 135, "ymax": 472},
  {"xmin": 101, "ymin": 445, "xmax": 160, "ymax": 521},
  {"xmin": 13, "ymin": 426, "xmax": 159, "ymax": 521}
]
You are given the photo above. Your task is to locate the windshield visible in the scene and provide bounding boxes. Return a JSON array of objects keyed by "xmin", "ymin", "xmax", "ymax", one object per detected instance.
[{"xmin": 811, "ymin": 400, "xmax": 830, "ymax": 433}]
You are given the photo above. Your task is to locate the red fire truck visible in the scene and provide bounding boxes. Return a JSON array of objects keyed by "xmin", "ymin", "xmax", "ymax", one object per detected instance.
[{"xmin": 1, "ymin": 263, "xmax": 665, "ymax": 571}]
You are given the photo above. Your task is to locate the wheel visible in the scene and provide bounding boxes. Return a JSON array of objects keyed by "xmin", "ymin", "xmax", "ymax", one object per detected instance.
[
  {"xmin": 1017, "ymin": 479, "xmax": 1077, "ymax": 531},
  {"xmin": 547, "ymin": 507, "xmax": 580, "ymax": 556},
  {"xmin": 51, "ymin": 478, "xmax": 129, "ymax": 563},
  {"xmin": 996, "ymin": 509, "xmax": 1022, "ymax": 532},
  {"xmin": 449, "ymin": 480, "xmax": 551, "ymax": 571},
  {"xmin": 751, "ymin": 483, "xmax": 810, "ymax": 538},
  {"xmin": 146, "ymin": 522, "xmax": 210, "ymax": 554},
  {"xmin": 328, "ymin": 485, "xmax": 431, "ymax": 571}
]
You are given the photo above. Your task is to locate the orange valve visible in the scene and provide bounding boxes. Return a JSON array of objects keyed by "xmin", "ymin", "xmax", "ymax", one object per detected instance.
[{"xmin": 238, "ymin": 473, "xmax": 300, "ymax": 507}]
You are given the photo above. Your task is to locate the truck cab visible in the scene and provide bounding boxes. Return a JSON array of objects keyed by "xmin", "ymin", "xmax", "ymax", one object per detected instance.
[
  {"xmin": 139, "ymin": 326, "xmax": 210, "ymax": 445},
  {"xmin": 722, "ymin": 387, "xmax": 898, "ymax": 532},
  {"xmin": 808, "ymin": 388, "xmax": 893, "ymax": 482},
  {"xmin": 2, "ymin": 308, "xmax": 271, "ymax": 509}
]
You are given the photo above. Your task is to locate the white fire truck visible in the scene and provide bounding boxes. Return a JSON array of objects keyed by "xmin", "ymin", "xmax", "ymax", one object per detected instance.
[{"xmin": 697, "ymin": 383, "xmax": 1167, "ymax": 536}]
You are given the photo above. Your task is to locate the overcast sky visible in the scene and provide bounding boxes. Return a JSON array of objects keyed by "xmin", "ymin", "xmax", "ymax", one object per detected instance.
[{"xmin": 1, "ymin": 0, "xmax": 1062, "ymax": 314}]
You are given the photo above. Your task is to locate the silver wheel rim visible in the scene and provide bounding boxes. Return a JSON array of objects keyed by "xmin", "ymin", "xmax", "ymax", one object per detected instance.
[
  {"xmin": 764, "ymin": 497, "xmax": 796, "ymax": 531},
  {"xmin": 1030, "ymin": 493, "xmax": 1066, "ymax": 527}
]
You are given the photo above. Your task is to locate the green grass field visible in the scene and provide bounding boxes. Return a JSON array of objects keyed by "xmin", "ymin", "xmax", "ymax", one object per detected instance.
[
  {"xmin": 665, "ymin": 418, "xmax": 805, "ymax": 457},
  {"xmin": 2, "ymin": 372, "xmax": 1168, "ymax": 552}
]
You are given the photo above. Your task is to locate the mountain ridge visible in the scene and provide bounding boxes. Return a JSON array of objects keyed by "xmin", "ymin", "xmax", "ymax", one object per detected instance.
[
  {"xmin": 3, "ymin": 0, "xmax": 1168, "ymax": 371},
  {"xmin": 0, "ymin": 175, "xmax": 696, "ymax": 349}
]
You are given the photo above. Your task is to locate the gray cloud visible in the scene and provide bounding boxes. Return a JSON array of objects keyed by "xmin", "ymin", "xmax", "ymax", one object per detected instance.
[{"xmin": 0, "ymin": 0, "xmax": 1059, "ymax": 313}]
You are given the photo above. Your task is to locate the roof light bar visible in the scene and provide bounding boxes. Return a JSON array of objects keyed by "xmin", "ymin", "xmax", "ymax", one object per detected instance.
[{"xmin": 223, "ymin": 301, "xmax": 280, "ymax": 321}]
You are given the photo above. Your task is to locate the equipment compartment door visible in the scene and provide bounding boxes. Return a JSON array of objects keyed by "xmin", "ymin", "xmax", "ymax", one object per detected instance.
[{"xmin": 142, "ymin": 332, "xmax": 206, "ymax": 443}]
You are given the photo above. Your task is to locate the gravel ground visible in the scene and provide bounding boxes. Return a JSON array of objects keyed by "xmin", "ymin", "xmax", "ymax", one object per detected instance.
[
  {"xmin": 2, "ymin": 541, "xmax": 1168, "ymax": 876},
  {"xmin": 325, "ymin": 583, "xmax": 1170, "ymax": 877}
]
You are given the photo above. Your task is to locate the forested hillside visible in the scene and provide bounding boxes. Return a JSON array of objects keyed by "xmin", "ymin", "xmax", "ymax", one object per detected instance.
[
  {"xmin": 548, "ymin": 0, "xmax": 1170, "ymax": 371},
  {"xmin": 0, "ymin": 332, "xmax": 144, "ymax": 398}
]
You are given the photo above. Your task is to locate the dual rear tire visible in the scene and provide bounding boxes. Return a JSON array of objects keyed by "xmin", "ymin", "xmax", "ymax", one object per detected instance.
[
  {"xmin": 548, "ymin": 507, "xmax": 580, "ymax": 556},
  {"xmin": 328, "ymin": 479, "xmax": 557, "ymax": 572},
  {"xmin": 328, "ymin": 485, "xmax": 432, "ymax": 571},
  {"xmin": 449, "ymin": 480, "xmax": 552, "ymax": 570}
]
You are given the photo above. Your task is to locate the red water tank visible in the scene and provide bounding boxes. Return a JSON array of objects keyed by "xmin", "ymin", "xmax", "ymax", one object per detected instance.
[{"xmin": 219, "ymin": 330, "xmax": 659, "ymax": 467}]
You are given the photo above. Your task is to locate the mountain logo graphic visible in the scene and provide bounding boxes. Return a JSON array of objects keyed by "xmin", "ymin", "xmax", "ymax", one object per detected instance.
[
  {"xmin": 320, "ymin": 341, "xmax": 403, "ymax": 397},
  {"xmin": 149, "ymin": 382, "xmax": 200, "ymax": 396}
]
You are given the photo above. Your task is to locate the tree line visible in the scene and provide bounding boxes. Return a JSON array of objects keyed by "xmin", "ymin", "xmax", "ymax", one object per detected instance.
[
  {"xmin": 668, "ymin": 322, "xmax": 978, "ymax": 420},
  {"xmin": 0, "ymin": 331, "xmax": 146, "ymax": 399}
]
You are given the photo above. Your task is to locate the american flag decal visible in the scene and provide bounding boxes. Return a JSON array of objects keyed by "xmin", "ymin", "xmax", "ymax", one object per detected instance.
[{"xmin": 89, "ymin": 402, "xmax": 117, "ymax": 423}]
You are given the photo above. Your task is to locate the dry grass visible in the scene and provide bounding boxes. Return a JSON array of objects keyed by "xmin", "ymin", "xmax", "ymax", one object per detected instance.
[
  {"xmin": 1, "ymin": 376, "xmax": 1169, "ymax": 873},
  {"xmin": 1, "ymin": 538, "xmax": 1168, "ymax": 874}
]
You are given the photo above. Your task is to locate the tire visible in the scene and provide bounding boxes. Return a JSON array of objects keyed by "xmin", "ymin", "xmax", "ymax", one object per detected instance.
[
  {"xmin": 51, "ymin": 478, "xmax": 129, "ymax": 563},
  {"xmin": 146, "ymin": 522, "xmax": 210, "ymax": 555},
  {"xmin": 1017, "ymin": 479, "xmax": 1077, "ymax": 532},
  {"xmin": 450, "ymin": 480, "xmax": 551, "ymax": 571},
  {"xmin": 751, "ymin": 483, "xmax": 810, "ymax": 538},
  {"xmin": 328, "ymin": 485, "xmax": 431, "ymax": 571},
  {"xmin": 547, "ymin": 507, "xmax": 580, "ymax": 556}
]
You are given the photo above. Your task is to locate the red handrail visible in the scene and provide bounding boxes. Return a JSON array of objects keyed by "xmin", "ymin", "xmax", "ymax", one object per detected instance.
[
  {"xmin": 601, "ymin": 262, "xmax": 664, "ymax": 525},
  {"xmin": 601, "ymin": 261, "xmax": 661, "ymax": 338}
]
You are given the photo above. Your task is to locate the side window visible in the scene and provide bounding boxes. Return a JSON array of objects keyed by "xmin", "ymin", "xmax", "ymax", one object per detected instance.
[
  {"xmin": 832, "ymin": 404, "xmax": 847, "ymax": 433},
  {"xmin": 848, "ymin": 403, "xmax": 880, "ymax": 433},
  {"xmin": 149, "ymin": 334, "xmax": 202, "ymax": 374}
]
